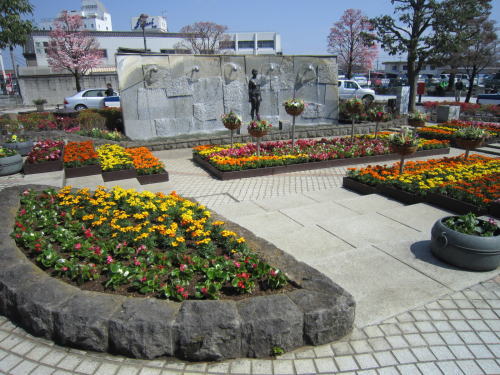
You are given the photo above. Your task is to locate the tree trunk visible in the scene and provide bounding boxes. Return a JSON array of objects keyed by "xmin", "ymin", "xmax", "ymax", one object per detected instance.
[
  {"xmin": 74, "ymin": 72, "xmax": 81, "ymax": 92},
  {"xmin": 465, "ymin": 67, "xmax": 478, "ymax": 103},
  {"xmin": 407, "ymin": 60, "xmax": 418, "ymax": 113},
  {"xmin": 8, "ymin": 46, "xmax": 17, "ymax": 95}
]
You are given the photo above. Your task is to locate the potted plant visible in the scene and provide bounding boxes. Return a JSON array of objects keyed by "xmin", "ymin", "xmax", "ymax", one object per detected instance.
[
  {"xmin": 453, "ymin": 126, "xmax": 488, "ymax": 159},
  {"xmin": 33, "ymin": 99, "xmax": 48, "ymax": 112},
  {"xmin": 431, "ymin": 213, "xmax": 500, "ymax": 271},
  {"xmin": 0, "ymin": 147, "xmax": 22, "ymax": 176},
  {"xmin": 367, "ymin": 106, "xmax": 387, "ymax": 139},
  {"xmin": 388, "ymin": 127, "xmax": 419, "ymax": 173},
  {"xmin": 248, "ymin": 120, "xmax": 272, "ymax": 157},
  {"xmin": 221, "ymin": 112, "xmax": 242, "ymax": 148},
  {"xmin": 3, "ymin": 134, "xmax": 34, "ymax": 156},
  {"xmin": 283, "ymin": 98, "xmax": 305, "ymax": 147},
  {"xmin": 344, "ymin": 98, "xmax": 364, "ymax": 140},
  {"xmin": 407, "ymin": 111, "xmax": 427, "ymax": 127}
]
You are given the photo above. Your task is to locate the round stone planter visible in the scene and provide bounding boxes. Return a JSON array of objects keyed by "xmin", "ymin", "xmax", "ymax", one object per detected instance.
[
  {"xmin": 408, "ymin": 118, "xmax": 425, "ymax": 127},
  {"xmin": 3, "ymin": 141, "xmax": 34, "ymax": 156},
  {"xmin": 285, "ymin": 106, "xmax": 304, "ymax": 117},
  {"xmin": 431, "ymin": 217, "xmax": 500, "ymax": 271},
  {"xmin": 0, "ymin": 153, "xmax": 23, "ymax": 176}
]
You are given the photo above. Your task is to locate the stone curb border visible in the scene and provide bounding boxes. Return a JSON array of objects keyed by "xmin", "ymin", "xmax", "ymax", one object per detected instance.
[{"xmin": 0, "ymin": 185, "xmax": 355, "ymax": 361}]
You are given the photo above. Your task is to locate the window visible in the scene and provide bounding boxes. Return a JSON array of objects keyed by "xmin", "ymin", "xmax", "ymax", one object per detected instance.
[
  {"xmin": 238, "ymin": 41, "xmax": 254, "ymax": 49},
  {"xmin": 99, "ymin": 49, "xmax": 108, "ymax": 58},
  {"xmin": 257, "ymin": 40, "xmax": 274, "ymax": 49},
  {"xmin": 345, "ymin": 81, "xmax": 358, "ymax": 89},
  {"xmin": 43, "ymin": 42, "xmax": 48, "ymax": 47},
  {"xmin": 431, "ymin": 65, "xmax": 436, "ymax": 70},
  {"xmin": 403, "ymin": 65, "xmax": 408, "ymax": 71},
  {"xmin": 83, "ymin": 90, "xmax": 104, "ymax": 97},
  {"xmin": 219, "ymin": 41, "xmax": 235, "ymax": 49},
  {"xmin": 36, "ymin": 42, "xmax": 41, "ymax": 47},
  {"xmin": 392, "ymin": 65, "xmax": 397, "ymax": 71}
]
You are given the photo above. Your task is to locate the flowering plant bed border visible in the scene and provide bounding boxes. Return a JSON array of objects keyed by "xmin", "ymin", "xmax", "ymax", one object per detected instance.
[
  {"xmin": 136, "ymin": 170, "xmax": 169, "ymax": 185},
  {"xmin": 23, "ymin": 159, "xmax": 63, "ymax": 175},
  {"xmin": 101, "ymin": 168, "xmax": 137, "ymax": 182},
  {"xmin": 342, "ymin": 177, "xmax": 495, "ymax": 218},
  {"xmin": 194, "ymin": 148, "xmax": 450, "ymax": 181},
  {"xmin": 65, "ymin": 164, "xmax": 102, "ymax": 178},
  {"xmin": 0, "ymin": 185, "xmax": 355, "ymax": 361}
]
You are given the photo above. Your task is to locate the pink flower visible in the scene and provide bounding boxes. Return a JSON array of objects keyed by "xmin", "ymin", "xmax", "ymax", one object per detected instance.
[
  {"xmin": 74, "ymin": 243, "xmax": 82, "ymax": 250},
  {"xmin": 22, "ymin": 190, "xmax": 30, "ymax": 196},
  {"xmin": 61, "ymin": 266, "xmax": 68, "ymax": 271},
  {"xmin": 269, "ymin": 269, "xmax": 278, "ymax": 277},
  {"xmin": 92, "ymin": 246, "xmax": 102, "ymax": 255},
  {"xmin": 133, "ymin": 258, "xmax": 141, "ymax": 266},
  {"xmin": 233, "ymin": 261, "xmax": 241, "ymax": 268},
  {"xmin": 201, "ymin": 287, "xmax": 208, "ymax": 295},
  {"xmin": 19, "ymin": 208, "xmax": 26, "ymax": 216},
  {"xmin": 182, "ymin": 292, "xmax": 189, "ymax": 299},
  {"xmin": 179, "ymin": 264, "xmax": 187, "ymax": 272},
  {"xmin": 106, "ymin": 255, "xmax": 113, "ymax": 264},
  {"xmin": 84, "ymin": 228, "xmax": 93, "ymax": 238}
]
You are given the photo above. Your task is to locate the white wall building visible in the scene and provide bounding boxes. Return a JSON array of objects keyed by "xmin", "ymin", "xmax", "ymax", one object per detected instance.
[
  {"xmin": 39, "ymin": 0, "xmax": 112, "ymax": 32},
  {"xmin": 220, "ymin": 32, "xmax": 282, "ymax": 55}
]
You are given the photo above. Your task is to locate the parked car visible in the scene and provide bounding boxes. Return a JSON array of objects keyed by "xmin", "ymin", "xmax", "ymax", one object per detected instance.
[
  {"xmin": 484, "ymin": 72, "xmax": 500, "ymax": 92},
  {"xmin": 64, "ymin": 88, "xmax": 119, "ymax": 110},
  {"xmin": 352, "ymin": 75, "xmax": 368, "ymax": 86},
  {"xmin": 338, "ymin": 80, "xmax": 375, "ymax": 103},
  {"xmin": 476, "ymin": 93, "xmax": 500, "ymax": 105}
]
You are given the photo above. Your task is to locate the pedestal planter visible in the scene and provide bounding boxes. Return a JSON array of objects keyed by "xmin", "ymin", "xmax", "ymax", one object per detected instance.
[
  {"xmin": 285, "ymin": 105, "xmax": 304, "ymax": 147},
  {"xmin": 248, "ymin": 129, "xmax": 268, "ymax": 157},
  {"xmin": 65, "ymin": 164, "xmax": 102, "ymax": 178},
  {"xmin": 431, "ymin": 217, "xmax": 500, "ymax": 271},
  {"xmin": 102, "ymin": 168, "xmax": 137, "ymax": 182},
  {"xmin": 454, "ymin": 138, "xmax": 483, "ymax": 159},
  {"xmin": 390, "ymin": 144, "xmax": 418, "ymax": 174},
  {"xmin": 23, "ymin": 160, "xmax": 63, "ymax": 175},
  {"xmin": 137, "ymin": 171, "xmax": 169, "ymax": 185},
  {"xmin": 223, "ymin": 122, "xmax": 241, "ymax": 148},
  {"xmin": 0, "ymin": 154, "xmax": 23, "ymax": 176},
  {"xmin": 3, "ymin": 141, "xmax": 34, "ymax": 156}
]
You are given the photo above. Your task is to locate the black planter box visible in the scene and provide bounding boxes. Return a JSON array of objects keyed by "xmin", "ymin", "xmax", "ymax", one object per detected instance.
[
  {"xmin": 136, "ymin": 171, "xmax": 169, "ymax": 185},
  {"xmin": 194, "ymin": 148, "xmax": 450, "ymax": 181},
  {"xmin": 102, "ymin": 168, "xmax": 137, "ymax": 182},
  {"xmin": 489, "ymin": 201, "xmax": 500, "ymax": 219},
  {"xmin": 65, "ymin": 164, "xmax": 102, "ymax": 178},
  {"xmin": 424, "ymin": 192, "xmax": 488, "ymax": 216},
  {"xmin": 342, "ymin": 177, "xmax": 377, "ymax": 195},
  {"xmin": 23, "ymin": 159, "xmax": 63, "ymax": 175},
  {"xmin": 375, "ymin": 184, "xmax": 422, "ymax": 205}
]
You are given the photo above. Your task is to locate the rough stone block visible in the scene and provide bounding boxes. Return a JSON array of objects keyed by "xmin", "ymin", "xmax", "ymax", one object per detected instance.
[
  {"xmin": 238, "ymin": 295, "xmax": 304, "ymax": 357},
  {"xmin": 166, "ymin": 77, "xmax": 193, "ymax": 97},
  {"xmin": 54, "ymin": 292, "xmax": 124, "ymax": 352},
  {"xmin": 109, "ymin": 298, "xmax": 179, "ymax": 359},
  {"xmin": 288, "ymin": 289, "xmax": 355, "ymax": 345},
  {"xmin": 436, "ymin": 105, "xmax": 460, "ymax": 123},
  {"xmin": 174, "ymin": 300, "xmax": 241, "ymax": 361}
]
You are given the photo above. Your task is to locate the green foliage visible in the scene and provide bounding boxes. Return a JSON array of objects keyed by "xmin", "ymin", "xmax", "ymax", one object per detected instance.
[
  {"xmin": 77, "ymin": 110, "xmax": 107, "ymax": 131},
  {"xmin": 444, "ymin": 213, "xmax": 499, "ymax": 237},
  {"xmin": 271, "ymin": 346, "xmax": 285, "ymax": 356},
  {"xmin": 17, "ymin": 112, "xmax": 54, "ymax": 131},
  {"xmin": 90, "ymin": 108, "xmax": 123, "ymax": 131},
  {"xmin": 0, "ymin": 0, "xmax": 34, "ymax": 50},
  {"xmin": 454, "ymin": 126, "xmax": 488, "ymax": 140}
]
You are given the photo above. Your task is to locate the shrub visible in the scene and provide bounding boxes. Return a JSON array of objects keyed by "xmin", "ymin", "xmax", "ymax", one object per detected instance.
[
  {"xmin": 92, "ymin": 108, "xmax": 123, "ymax": 132},
  {"xmin": 17, "ymin": 112, "xmax": 55, "ymax": 131},
  {"xmin": 77, "ymin": 110, "xmax": 107, "ymax": 131}
]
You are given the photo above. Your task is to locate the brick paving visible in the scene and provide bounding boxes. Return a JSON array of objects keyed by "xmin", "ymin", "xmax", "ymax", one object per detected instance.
[{"xmin": 0, "ymin": 146, "xmax": 498, "ymax": 374}]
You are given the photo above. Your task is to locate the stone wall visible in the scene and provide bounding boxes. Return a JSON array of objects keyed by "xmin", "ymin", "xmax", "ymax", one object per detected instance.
[
  {"xmin": 116, "ymin": 54, "xmax": 338, "ymax": 140},
  {"xmin": 18, "ymin": 69, "xmax": 118, "ymax": 106}
]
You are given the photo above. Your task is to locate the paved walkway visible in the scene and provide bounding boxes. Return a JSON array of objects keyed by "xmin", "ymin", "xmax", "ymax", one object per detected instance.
[{"xmin": 0, "ymin": 146, "xmax": 498, "ymax": 374}]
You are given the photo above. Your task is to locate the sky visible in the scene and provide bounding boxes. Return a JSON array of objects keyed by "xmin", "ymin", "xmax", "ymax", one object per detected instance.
[{"xmin": 2, "ymin": 0, "xmax": 500, "ymax": 70}]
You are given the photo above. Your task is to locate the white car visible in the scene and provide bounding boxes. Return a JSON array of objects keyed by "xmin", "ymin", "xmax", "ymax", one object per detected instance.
[
  {"xmin": 352, "ymin": 76, "xmax": 368, "ymax": 86},
  {"xmin": 338, "ymin": 80, "xmax": 375, "ymax": 103},
  {"xmin": 476, "ymin": 94, "xmax": 500, "ymax": 105},
  {"xmin": 64, "ymin": 88, "xmax": 119, "ymax": 110}
]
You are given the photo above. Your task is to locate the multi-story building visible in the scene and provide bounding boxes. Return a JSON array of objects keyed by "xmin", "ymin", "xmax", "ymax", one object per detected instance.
[{"xmin": 39, "ymin": 0, "xmax": 112, "ymax": 32}]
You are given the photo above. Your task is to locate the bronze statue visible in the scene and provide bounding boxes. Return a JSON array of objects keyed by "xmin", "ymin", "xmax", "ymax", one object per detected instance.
[{"xmin": 248, "ymin": 69, "xmax": 261, "ymax": 120}]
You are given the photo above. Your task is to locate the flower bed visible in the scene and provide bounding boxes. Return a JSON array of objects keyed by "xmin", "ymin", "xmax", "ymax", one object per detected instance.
[
  {"xmin": 126, "ymin": 147, "xmax": 169, "ymax": 184},
  {"xmin": 12, "ymin": 186, "xmax": 290, "ymax": 301},
  {"xmin": 0, "ymin": 185, "xmax": 355, "ymax": 361},
  {"xmin": 417, "ymin": 121, "xmax": 500, "ymax": 140},
  {"xmin": 422, "ymin": 101, "xmax": 500, "ymax": 117},
  {"xmin": 193, "ymin": 137, "xmax": 450, "ymax": 179},
  {"xmin": 346, "ymin": 155, "xmax": 500, "ymax": 214},
  {"xmin": 64, "ymin": 141, "xmax": 101, "ymax": 178},
  {"xmin": 24, "ymin": 140, "xmax": 64, "ymax": 174}
]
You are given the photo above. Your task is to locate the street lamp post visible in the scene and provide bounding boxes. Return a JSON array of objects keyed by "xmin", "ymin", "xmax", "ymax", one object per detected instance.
[{"xmin": 139, "ymin": 14, "xmax": 149, "ymax": 51}]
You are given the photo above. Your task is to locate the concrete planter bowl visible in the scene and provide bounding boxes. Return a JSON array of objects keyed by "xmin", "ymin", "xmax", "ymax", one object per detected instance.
[
  {"xmin": 3, "ymin": 141, "xmax": 34, "ymax": 156},
  {"xmin": 431, "ymin": 217, "xmax": 500, "ymax": 271},
  {"xmin": 0, "ymin": 153, "xmax": 23, "ymax": 176},
  {"xmin": 0, "ymin": 185, "xmax": 355, "ymax": 361}
]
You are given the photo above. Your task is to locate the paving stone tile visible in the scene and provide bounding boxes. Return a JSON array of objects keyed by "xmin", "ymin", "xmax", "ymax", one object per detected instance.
[
  {"xmin": 273, "ymin": 360, "xmax": 294, "ymax": 375},
  {"xmin": 477, "ymin": 309, "xmax": 497, "ymax": 319},
  {"xmin": 486, "ymin": 344, "xmax": 500, "ymax": 358},
  {"xmin": 94, "ymin": 362, "xmax": 120, "ymax": 374},
  {"xmin": 280, "ymin": 201, "xmax": 359, "ymax": 226},
  {"xmin": 457, "ymin": 331, "xmax": 482, "ymax": 345},
  {"xmin": 0, "ymin": 334, "xmax": 24, "ymax": 350},
  {"xmin": 376, "ymin": 367, "xmax": 399, "ymax": 375},
  {"xmin": 373, "ymin": 352, "xmax": 398, "ymax": 367},
  {"xmin": 294, "ymin": 358, "xmax": 316, "ymax": 374},
  {"xmin": 410, "ymin": 347, "xmax": 436, "ymax": 362},
  {"xmin": 31, "ymin": 364, "xmax": 56, "ymax": 375},
  {"xmin": 398, "ymin": 322, "xmax": 419, "ymax": 334},
  {"xmin": 0, "ymin": 353, "xmax": 22, "ymax": 372},
  {"xmin": 396, "ymin": 364, "xmax": 421, "ymax": 375},
  {"xmin": 414, "ymin": 321, "xmax": 436, "ymax": 333},
  {"xmin": 73, "ymin": 359, "xmax": 101, "ymax": 375},
  {"xmin": 472, "ymin": 300, "xmax": 491, "ymax": 309},
  {"xmin": 449, "ymin": 320, "xmax": 471, "ymax": 331},
  {"xmin": 185, "ymin": 362, "xmax": 207, "ymax": 372},
  {"xmin": 416, "ymin": 362, "xmax": 443, "ymax": 375},
  {"xmin": 454, "ymin": 299, "xmax": 474, "ymax": 309},
  {"xmin": 439, "ymin": 332, "xmax": 464, "ymax": 345},
  {"xmin": 403, "ymin": 334, "xmax": 426, "ymax": 347},
  {"xmin": 56, "ymin": 354, "xmax": 82, "ymax": 371},
  {"xmin": 438, "ymin": 299, "xmax": 457, "ymax": 309},
  {"xmin": 469, "ymin": 344, "xmax": 495, "ymax": 359},
  {"xmin": 478, "ymin": 331, "xmax": 499, "ymax": 344},
  {"xmin": 354, "ymin": 354, "xmax": 377, "ymax": 369},
  {"xmin": 477, "ymin": 359, "xmax": 500, "ymax": 374},
  {"xmin": 391, "ymin": 348, "xmax": 417, "ymax": 364},
  {"xmin": 303, "ymin": 188, "xmax": 360, "ymax": 203},
  {"xmin": 40, "ymin": 350, "xmax": 66, "ymax": 366},
  {"xmin": 448, "ymin": 345, "xmax": 474, "ymax": 359},
  {"xmin": 313, "ymin": 345, "xmax": 334, "ymax": 358},
  {"xmin": 9, "ymin": 360, "xmax": 38, "ymax": 375},
  {"xmin": 295, "ymin": 348, "xmax": 316, "ymax": 359},
  {"xmin": 444, "ymin": 309, "xmax": 464, "ymax": 320},
  {"xmin": 115, "ymin": 365, "xmax": 141, "ymax": 375},
  {"xmin": 425, "ymin": 301, "xmax": 441, "ymax": 310},
  {"xmin": 26, "ymin": 346, "xmax": 53, "ymax": 362},
  {"xmin": 356, "ymin": 370, "xmax": 377, "ymax": 375},
  {"xmin": 427, "ymin": 310, "xmax": 447, "ymax": 320},
  {"xmin": 432, "ymin": 321, "xmax": 453, "ymax": 332},
  {"xmin": 251, "ymin": 360, "xmax": 272, "ymax": 375},
  {"xmin": 367, "ymin": 338, "xmax": 391, "ymax": 352},
  {"xmin": 386, "ymin": 335, "xmax": 408, "ymax": 349},
  {"xmin": 456, "ymin": 360, "xmax": 483, "ymax": 375},
  {"xmin": 139, "ymin": 368, "xmax": 162, "ymax": 375},
  {"xmin": 330, "ymin": 342, "xmax": 354, "ymax": 356},
  {"xmin": 436, "ymin": 361, "xmax": 465, "ymax": 375},
  {"xmin": 52, "ymin": 371, "xmax": 74, "ymax": 375},
  {"xmin": 334, "ymin": 355, "xmax": 359, "ymax": 372},
  {"xmin": 314, "ymin": 358, "xmax": 337, "ymax": 373},
  {"xmin": 460, "ymin": 309, "xmax": 481, "ymax": 320},
  {"xmin": 10, "ymin": 340, "xmax": 36, "ymax": 356},
  {"xmin": 230, "ymin": 359, "xmax": 252, "ymax": 374},
  {"xmin": 363, "ymin": 326, "xmax": 384, "ymax": 338},
  {"xmin": 350, "ymin": 340, "xmax": 372, "ymax": 354},
  {"xmin": 485, "ymin": 319, "xmax": 500, "ymax": 331},
  {"xmin": 429, "ymin": 345, "xmax": 455, "ymax": 360},
  {"xmin": 395, "ymin": 312, "xmax": 415, "ymax": 323}
]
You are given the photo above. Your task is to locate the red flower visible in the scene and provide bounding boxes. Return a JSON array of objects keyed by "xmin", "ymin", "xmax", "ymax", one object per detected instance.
[
  {"xmin": 237, "ymin": 281, "xmax": 245, "ymax": 289},
  {"xmin": 179, "ymin": 264, "xmax": 187, "ymax": 272},
  {"xmin": 106, "ymin": 255, "xmax": 113, "ymax": 264},
  {"xmin": 201, "ymin": 287, "xmax": 208, "ymax": 295},
  {"xmin": 74, "ymin": 243, "xmax": 82, "ymax": 250}
]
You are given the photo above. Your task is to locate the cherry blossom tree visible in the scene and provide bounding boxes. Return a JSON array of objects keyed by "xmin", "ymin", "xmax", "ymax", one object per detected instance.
[
  {"xmin": 327, "ymin": 9, "xmax": 378, "ymax": 79},
  {"xmin": 46, "ymin": 11, "xmax": 103, "ymax": 92},
  {"xmin": 176, "ymin": 21, "xmax": 229, "ymax": 54}
]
